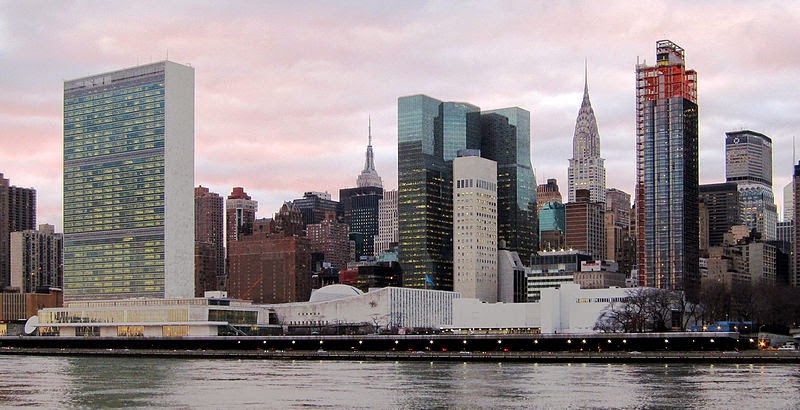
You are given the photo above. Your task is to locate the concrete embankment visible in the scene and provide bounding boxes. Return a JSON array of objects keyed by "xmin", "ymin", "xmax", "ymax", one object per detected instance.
[{"xmin": 2, "ymin": 347, "xmax": 799, "ymax": 363}]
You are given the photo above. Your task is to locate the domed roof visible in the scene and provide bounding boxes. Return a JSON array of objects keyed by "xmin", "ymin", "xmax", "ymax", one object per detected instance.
[{"xmin": 309, "ymin": 284, "xmax": 363, "ymax": 303}]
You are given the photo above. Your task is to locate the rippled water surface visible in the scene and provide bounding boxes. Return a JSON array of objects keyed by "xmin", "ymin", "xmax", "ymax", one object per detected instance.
[{"xmin": 0, "ymin": 355, "xmax": 798, "ymax": 408}]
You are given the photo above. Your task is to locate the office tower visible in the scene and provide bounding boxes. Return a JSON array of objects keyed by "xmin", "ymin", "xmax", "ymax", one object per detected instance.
[
  {"xmin": 537, "ymin": 179, "xmax": 562, "ymax": 210},
  {"xmin": 453, "ymin": 151, "xmax": 497, "ymax": 302},
  {"xmin": 63, "ymin": 62, "xmax": 194, "ymax": 301},
  {"xmin": 291, "ymin": 191, "xmax": 342, "ymax": 227},
  {"xmin": 307, "ymin": 213, "xmax": 351, "ymax": 271},
  {"xmin": 0, "ymin": 174, "xmax": 37, "ymax": 289},
  {"xmin": 635, "ymin": 40, "xmax": 699, "ymax": 298},
  {"xmin": 784, "ymin": 182, "xmax": 793, "ymax": 222},
  {"xmin": 226, "ymin": 187, "xmax": 258, "ymax": 244},
  {"xmin": 793, "ymin": 162, "xmax": 800, "ymax": 287},
  {"xmin": 195, "ymin": 186, "xmax": 224, "ymax": 296},
  {"xmin": 539, "ymin": 201, "xmax": 566, "ymax": 250},
  {"xmin": 10, "ymin": 224, "xmax": 63, "ymax": 293},
  {"xmin": 481, "ymin": 107, "xmax": 537, "ymax": 262},
  {"xmin": 726, "ymin": 130, "xmax": 777, "ymax": 240},
  {"xmin": 699, "ymin": 183, "xmax": 741, "ymax": 248},
  {"xmin": 398, "ymin": 95, "xmax": 535, "ymax": 289},
  {"xmin": 397, "ymin": 95, "xmax": 462, "ymax": 290},
  {"xmin": 605, "ymin": 188, "xmax": 631, "ymax": 229},
  {"xmin": 567, "ymin": 69, "xmax": 606, "ymax": 203},
  {"xmin": 565, "ymin": 189, "xmax": 605, "ymax": 259},
  {"xmin": 356, "ymin": 119, "xmax": 383, "ymax": 189},
  {"xmin": 375, "ymin": 189, "xmax": 398, "ymax": 256}
]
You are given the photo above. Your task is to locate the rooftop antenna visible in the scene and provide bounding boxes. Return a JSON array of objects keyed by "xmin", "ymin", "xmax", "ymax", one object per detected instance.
[
  {"xmin": 794, "ymin": 135, "xmax": 796, "ymax": 165},
  {"xmin": 368, "ymin": 115, "xmax": 372, "ymax": 146}
]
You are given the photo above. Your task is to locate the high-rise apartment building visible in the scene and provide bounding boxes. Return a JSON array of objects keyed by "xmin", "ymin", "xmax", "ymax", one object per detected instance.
[
  {"xmin": 375, "ymin": 189, "xmax": 398, "ymax": 256},
  {"xmin": 0, "ymin": 173, "xmax": 37, "ymax": 289},
  {"xmin": 195, "ymin": 186, "xmax": 224, "ymax": 296},
  {"xmin": 635, "ymin": 40, "xmax": 699, "ymax": 298},
  {"xmin": 307, "ymin": 213, "xmax": 351, "ymax": 271},
  {"xmin": 453, "ymin": 151, "xmax": 497, "ymax": 302},
  {"xmin": 10, "ymin": 224, "xmax": 63, "ymax": 293},
  {"xmin": 537, "ymin": 179, "xmax": 562, "ymax": 210},
  {"xmin": 226, "ymin": 187, "xmax": 258, "ymax": 245},
  {"xmin": 726, "ymin": 130, "xmax": 777, "ymax": 240},
  {"xmin": 568, "ymin": 70, "xmax": 606, "ymax": 203},
  {"xmin": 63, "ymin": 62, "xmax": 194, "ymax": 301},
  {"xmin": 481, "ymin": 108, "xmax": 537, "ymax": 262},
  {"xmin": 605, "ymin": 188, "xmax": 634, "ymax": 276}
]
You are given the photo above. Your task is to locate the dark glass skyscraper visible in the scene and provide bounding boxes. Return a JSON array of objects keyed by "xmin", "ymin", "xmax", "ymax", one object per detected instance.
[
  {"xmin": 398, "ymin": 95, "xmax": 536, "ymax": 289},
  {"xmin": 398, "ymin": 95, "xmax": 458, "ymax": 290},
  {"xmin": 481, "ymin": 108, "xmax": 537, "ymax": 263},
  {"xmin": 635, "ymin": 40, "xmax": 699, "ymax": 299},
  {"xmin": 0, "ymin": 173, "xmax": 36, "ymax": 289}
]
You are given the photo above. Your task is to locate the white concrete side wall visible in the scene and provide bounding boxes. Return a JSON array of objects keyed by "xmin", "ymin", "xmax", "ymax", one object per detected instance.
[
  {"xmin": 9, "ymin": 232, "xmax": 22, "ymax": 289},
  {"xmin": 163, "ymin": 61, "xmax": 195, "ymax": 299},
  {"xmin": 144, "ymin": 326, "xmax": 162, "ymax": 337},
  {"xmin": 188, "ymin": 325, "xmax": 216, "ymax": 336},
  {"xmin": 100, "ymin": 327, "xmax": 116, "ymax": 337},
  {"xmin": 452, "ymin": 298, "xmax": 540, "ymax": 329},
  {"xmin": 270, "ymin": 289, "xmax": 391, "ymax": 328}
]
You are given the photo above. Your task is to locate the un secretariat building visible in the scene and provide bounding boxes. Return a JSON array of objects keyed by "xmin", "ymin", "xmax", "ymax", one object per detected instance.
[{"xmin": 62, "ymin": 61, "xmax": 194, "ymax": 302}]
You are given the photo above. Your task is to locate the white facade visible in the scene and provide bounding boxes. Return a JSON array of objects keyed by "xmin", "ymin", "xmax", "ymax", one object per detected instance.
[
  {"xmin": 784, "ymin": 182, "xmax": 793, "ymax": 222},
  {"xmin": 163, "ymin": 61, "xmax": 196, "ymax": 299},
  {"xmin": 497, "ymin": 249, "xmax": 525, "ymax": 303},
  {"xmin": 267, "ymin": 286, "xmax": 459, "ymax": 330},
  {"xmin": 375, "ymin": 189, "xmax": 398, "ymax": 256},
  {"xmin": 452, "ymin": 284, "xmax": 635, "ymax": 334},
  {"xmin": 453, "ymin": 155, "xmax": 498, "ymax": 302}
]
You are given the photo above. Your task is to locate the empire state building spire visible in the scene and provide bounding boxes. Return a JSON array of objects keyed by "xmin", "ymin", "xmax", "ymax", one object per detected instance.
[
  {"xmin": 567, "ymin": 62, "xmax": 606, "ymax": 203},
  {"xmin": 356, "ymin": 117, "xmax": 383, "ymax": 188}
]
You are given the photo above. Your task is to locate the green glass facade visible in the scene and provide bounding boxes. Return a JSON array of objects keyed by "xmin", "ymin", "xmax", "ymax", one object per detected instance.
[{"xmin": 63, "ymin": 62, "xmax": 194, "ymax": 301}]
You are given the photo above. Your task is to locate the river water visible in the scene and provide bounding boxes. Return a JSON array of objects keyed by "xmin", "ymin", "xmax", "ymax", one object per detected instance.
[{"xmin": 0, "ymin": 355, "xmax": 798, "ymax": 408}]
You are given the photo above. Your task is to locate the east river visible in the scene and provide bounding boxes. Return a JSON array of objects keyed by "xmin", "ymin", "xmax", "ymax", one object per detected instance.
[{"xmin": 0, "ymin": 355, "xmax": 798, "ymax": 408}]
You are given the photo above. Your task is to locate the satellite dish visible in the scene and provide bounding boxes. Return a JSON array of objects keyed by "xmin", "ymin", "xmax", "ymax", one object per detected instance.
[{"xmin": 24, "ymin": 316, "xmax": 39, "ymax": 335}]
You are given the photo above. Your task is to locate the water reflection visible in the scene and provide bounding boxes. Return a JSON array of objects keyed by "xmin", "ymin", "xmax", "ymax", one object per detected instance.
[{"xmin": 0, "ymin": 356, "xmax": 798, "ymax": 408}]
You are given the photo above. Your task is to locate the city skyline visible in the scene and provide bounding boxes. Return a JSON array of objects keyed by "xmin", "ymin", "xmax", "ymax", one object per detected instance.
[{"xmin": 2, "ymin": 2, "xmax": 799, "ymax": 231}]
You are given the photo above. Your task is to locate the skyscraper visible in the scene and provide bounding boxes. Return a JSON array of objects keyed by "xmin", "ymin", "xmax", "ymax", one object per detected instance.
[
  {"xmin": 375, "ymin": 189, "xmax": 398, "ymax": 256},
  {"xmin": 698, "ymin": 182, "xmax": 740, "ymax": 248},
  {"xmin": 195, "ymin": 186, "xmax": 224, "ymax": 296},
  {"xmin": 453, "ymin": 151, "xmax": 497, "ymax": 302},
  {"xmin": 0, "ymin": 173, "xmax": 37, "ymax": 289},
  {"xmin": 481, "ymin": 107, "xmax": 537, "ymax": 262},
  {"xmin": 339, "ymin": 121, "xmax": 383, "ymax": 260},
  {"xmin": 10, "ymin": 224, "xmax": 63, "ymax": 293},
  {"xmin": 725, "ymin": 130, "xmax": 777, "ymax": 240},
  {"xmin": 568, "ymin": 67, "xmax": 606, "ymax": 203},
  {"xmin": 397, "ymin": 95, "xmax": 459, "ymax": 290},
  {"xmin": 565, "ymin": 189, "xmax": 605, "ymax": 259},
  {"xmin": 226, "ymin": 187, "xmax": 258, "ymax": 244},
  {"xmin": 63, "ymin": 61, "xmax": 194, "ymax": 301},
  {"xmin": 793, "ymin": 162, "xmax": 800, "ymax": 287},
  {"xmin": 635, "ymin": 40, "xmax": 699, "ymax": 298},
  {"xmin": 537, "ymin": 179, "xmax": 562, "ymax": 210},
  {"xmin": 398, "ymin": 95, "xmax": 535, "ymax": 289}
]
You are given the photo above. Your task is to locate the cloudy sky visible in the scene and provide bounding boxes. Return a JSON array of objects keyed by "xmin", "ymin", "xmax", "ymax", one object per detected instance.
[{"xmin": 1, "ymin": 1, "xmax": 798, "ymax": 230}]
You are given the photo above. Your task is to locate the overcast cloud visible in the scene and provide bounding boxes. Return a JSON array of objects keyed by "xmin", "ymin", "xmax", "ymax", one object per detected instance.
[{"xmin": 1, "ymin": 1, "xmax": 798, "ymax": 230}]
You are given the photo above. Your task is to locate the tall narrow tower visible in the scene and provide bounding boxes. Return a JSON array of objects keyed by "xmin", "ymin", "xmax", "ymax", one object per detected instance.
[
  {"xmin": 340, "ymin": 119, "xmax": 384, "ymax": 260},
  {"xmin": 568, "ymin": 65, "xmax": 606, "ymax": 203},
  {"xmin": 725, "ymin": 130, "xmax": 777, "ymax": 240},
  {"xmin": 635, "ymin": 40, "xmax": 699, "ymax": 299},
  {"xmin": 63, "ymin": 61, "xmax": 195, "ymax": 301}
]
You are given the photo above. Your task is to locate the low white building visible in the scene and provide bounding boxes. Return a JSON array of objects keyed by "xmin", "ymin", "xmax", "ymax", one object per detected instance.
[{"xmin": 452, "ymin": 284, "xmax": 634, "ymax": 334}]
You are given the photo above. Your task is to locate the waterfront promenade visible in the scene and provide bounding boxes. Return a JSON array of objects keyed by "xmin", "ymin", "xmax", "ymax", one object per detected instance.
[{"xmin": 2, "ymin": 347, "xmax": 799, "ymax": 363}]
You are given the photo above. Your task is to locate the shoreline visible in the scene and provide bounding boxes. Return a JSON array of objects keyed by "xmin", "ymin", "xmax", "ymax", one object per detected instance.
[{"xmin": 2, "ymin": 347, "xmax": 799, "ymax": 363}]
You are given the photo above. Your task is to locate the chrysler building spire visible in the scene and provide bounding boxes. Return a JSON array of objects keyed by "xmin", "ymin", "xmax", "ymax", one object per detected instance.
[
  {"xmin": 356, "ymin": 117, "xmax": 383, "ymax": 188},
  {"xmin": 567, "ymin": 63, "xmax": 606, "ymax": 203}
]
